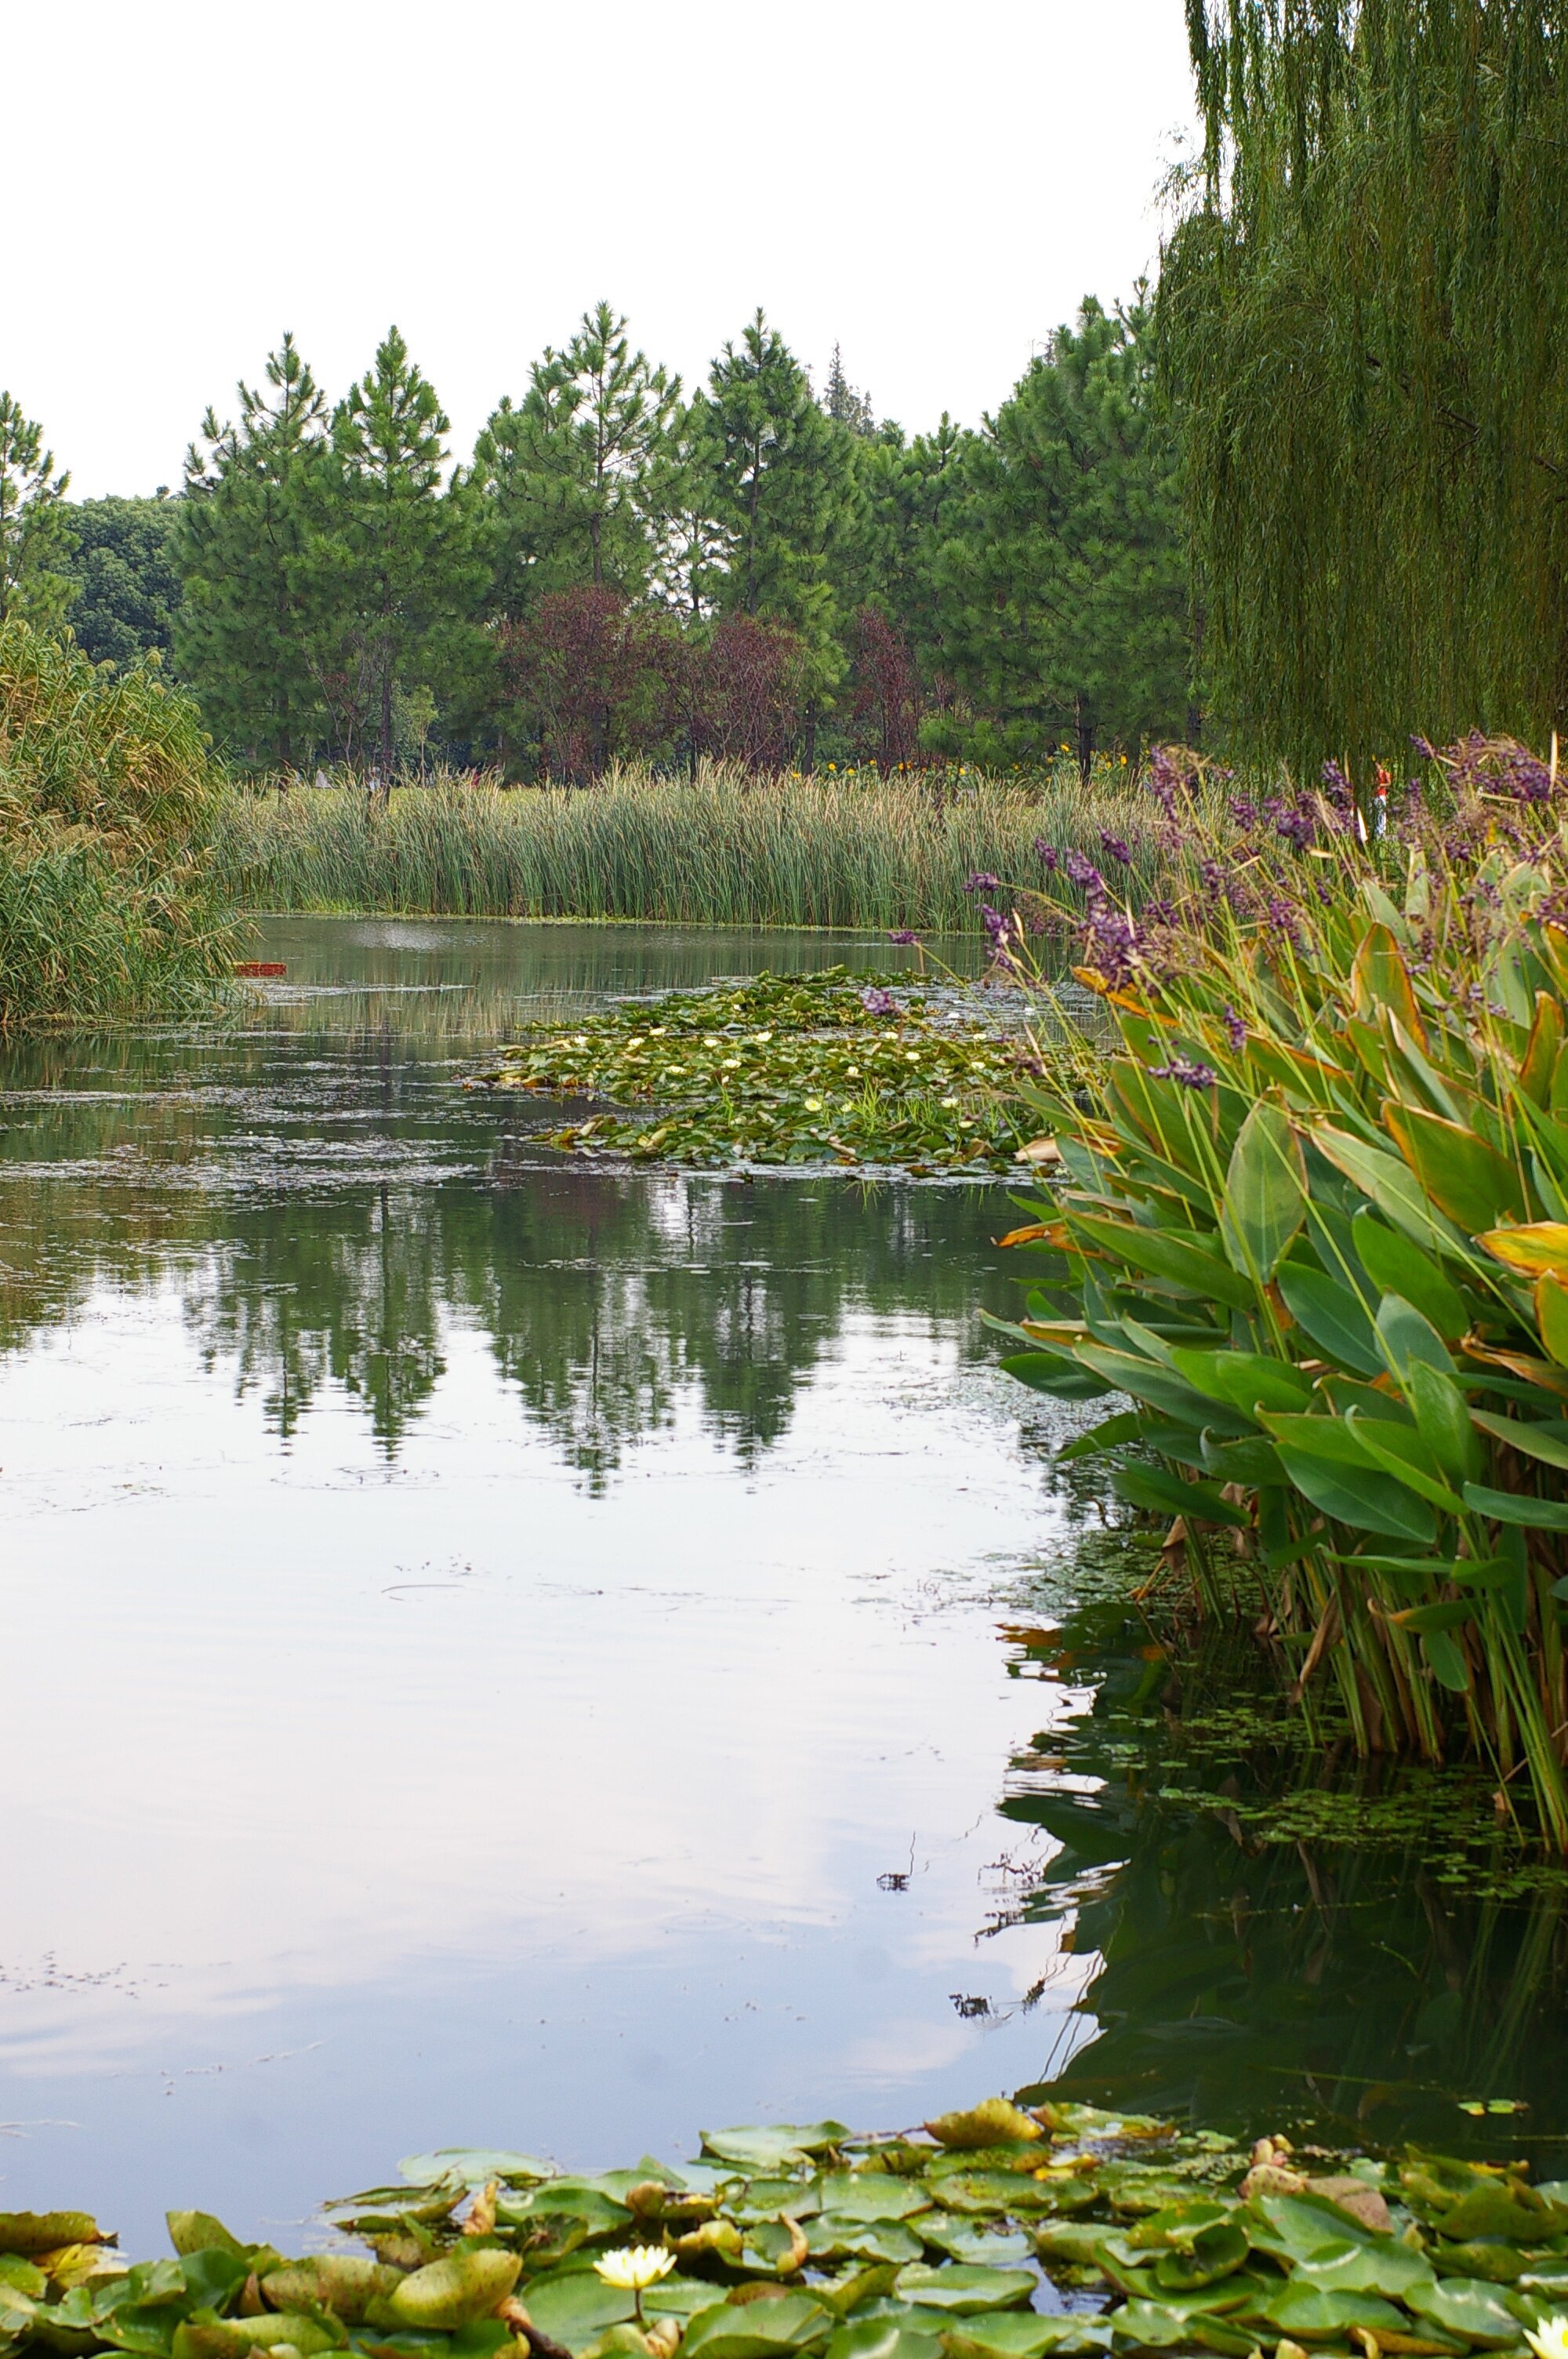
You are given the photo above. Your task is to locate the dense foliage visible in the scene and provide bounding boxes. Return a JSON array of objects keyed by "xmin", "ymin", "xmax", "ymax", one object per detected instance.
[
  {"xmin": 60, "ymin": 495, "xmax": 182, "ymax": 670},
  {"xmin": 7, "ymin": 2110, "xmax": 1568, "ymax": 2359},
  {"xmin": 0, "ymin": 620, "xmax": 233, "ymax": 1023},
  {"xmin": 153, "ymin": 303, "xmax": 1192, "ymax": 780},
  {"xmin": 1163, "ymin": 0, "xmax": 1568, "ymax": 760},
  {"xmin": 987, "ymin": 739, "xmax": 1568, "ymax": 1844}
]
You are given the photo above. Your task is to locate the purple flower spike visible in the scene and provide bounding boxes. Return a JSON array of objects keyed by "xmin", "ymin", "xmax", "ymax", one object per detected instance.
[
  {"xmin": 861, "ymin": 986, "xmax": 898, "ymax": 1016},
  {"xmin": 965, "ymin": 871, "xmax": 1000, "ymax": 894},
  {"xmin": 1099, "ymin": 831, "xmax": 1133, "ymax": 866},
  {"xmin": 887, "ymin": 929, "xmax": 919, "ymax": 944},
  {"xmin": 1151, "ymin": 1053, "xmax": 1218, "ymax": 1089},
  {"xmin": 1063, "ymin": 849, "xmax": 1104, "ymax": 895},
  {"xmin": 1033, "ymin": 837, "xmax": 1059, "ymax": 871}
]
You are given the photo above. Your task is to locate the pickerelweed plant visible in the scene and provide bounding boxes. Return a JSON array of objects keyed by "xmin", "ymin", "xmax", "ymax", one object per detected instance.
[{"xmin": 985, "ymin": 734, "xmax": 1568, "ymax": 1848}]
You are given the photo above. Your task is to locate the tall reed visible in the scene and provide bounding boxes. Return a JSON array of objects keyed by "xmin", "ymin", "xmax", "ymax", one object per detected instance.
[{"xmin": 211, "ymin": 761, "xmax": 1160, "ymax": 930}]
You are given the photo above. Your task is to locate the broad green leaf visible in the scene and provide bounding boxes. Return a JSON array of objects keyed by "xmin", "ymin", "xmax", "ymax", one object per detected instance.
[
  {"xmin": 1276, "ymin": 1444, "xmax": 1439, "ymax": 1539},
  {"xmin": 1311, "ymin": 1125, "xmax": 1479, "ymax": 1261},
  {"xmin": 0, "ymin": 2217, "xmax": 103, "ymax": 2259},
  {"xmin": 940, "ymin": 2321, "xmax": 1109, "ymax": 2359},
  {"xmin": 1376, "ymin": 1292, "xmax": 1455, "ymax": 1383},
  {"xmin": 891, "ymin": 2268, "xmax": 1035, "ymax": 2315},
  {"xmin": 1383, "ymin": 1102, "xmax": 1530, "ymax": 1233},
  {"xmin": 825, "ymin": 2320, "xmax": 943, "ymax": 2359},
  {"xmin": 1114, "ymin": 1466, "xmax": 1250, "ymax": 1528},
  {"xmin": 1298, "ymin": 2245, "xmax": 1436, "ymax": 2298},
  {"xmin": 1389, "ymin": 1600, "xmax": 1475, "ymax": 1632},
  {"xmin": 1353, "ymin": 1211, "xmax": 1470, "ymax": 1339},
  {"xmin": 1463, "ymin": 1483, "xmax": 1568, "ymax": 1530},
  {"xmin": 1151, "ymin": 2223, "xmax": 1249, "ymax": 2292},
  {"xmin": 684, "ymin": 2295, "xmax": 835, "ymax": 2359},
  {"xmin": 1200, "ymin": 1431, "xmax": 1285, "ymax": 1485},
  {"xmin": 924, "ymin": 2103, "xmax": 1040, "ymax": 2150},
  {"xmin": 702, "ymin": 2125, "xmax": 849, "ymax": 2171},
  {"xmin": 818, "ymin": 2179, "xmax": 931, "ymax": 2225},
  {"xmin": 807, "ymin": 2221, "xmax": 925, "ymax": 2267},
  {"xmin": 1000, "ymin": 1352, "xmax": 1112, "ymax": 1402},
  {"xmin": 1352, "ymin": 922, "xmax": 1425, "ymax": 1039},
  {"xmin": 1057, "ymin": 1411, "xmax": 1144, "ymax": 1461},
  {"xmin": 1539, "ymin": 1273, "xmax": 1568, "ymax": 1366},
  {"xmin": 1405, "ymin": 2275, "xmax": 1524, "ymax": 2346},
  {"xmin": 1345, "ymin": 1408, "xmax": 1468, "ymax": 1514},
  {"xmin": 1276, "ymin": 1263, "xmax": 1382, "ymax": 1376},
  {"xmin": 1064, "ymin": 1215, "xmax": 1257, "ymax": 1310},
  {"xmin": 1073, "ymin": 1347, "xmax": 1253, "ymax": 1436},
  {"xmin": 1424, "ymin": 1629, "xmax": 1472, "ymax": 1690},
  {"xmin": 1256, "ymin": 2284, "xmax": 1406, "ymax": 2339},
  {"xmin": 517, "ymin": 2270, "xmax": 636, "ymax": 2348},
  {"xmin": 1244, "ymin": 2194, "xmax": 1381, "ymax": 2260},
  {"xmin": 1405, "ymin": 1360, "xmax": 1483, "ymax": 1485},
  {"xmin": 390, "ymin": 2252, "xmax": 521, "ymax": 2330},
  {"xmin": 399, "ymin": 2149, "xmax": 554, "ymax": 2187},
  {"xmin": 1219, "ymin": 1102, "xmax": 1305, "ymax": 1280},
  {"xmin": 1168, "ymin": 1347, "xmax": 1314, "ymax": 1416},
  {"xmin": 1470, "ymin": 1408, "xmax": 1568, "ymax": 1470}
]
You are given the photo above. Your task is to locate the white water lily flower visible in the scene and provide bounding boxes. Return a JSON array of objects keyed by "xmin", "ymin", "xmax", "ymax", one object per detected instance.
[
  {"xmin": 1526, "ymin": 2323, "xmax": 1568, "ymax": 2359},
  {"xmin": 594, "ymin": 2248, "xmax": 677, "ymax": 2294}
]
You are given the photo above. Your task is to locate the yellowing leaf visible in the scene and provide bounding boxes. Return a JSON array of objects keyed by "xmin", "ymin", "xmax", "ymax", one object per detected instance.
[{"xmin": 1478, "ymin": 1223, "xmax": 1568, "ymax": 1275}]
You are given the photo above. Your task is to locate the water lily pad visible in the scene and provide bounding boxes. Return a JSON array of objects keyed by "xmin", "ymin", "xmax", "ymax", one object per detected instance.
[
  {"xmin": 924, "ymin": 2110, "xmax": 1041, "ymax": 2155},
  {"xmin": 1254, "ymin": 2282, "xmax": 1408, "ymax": 2340},
  {"xmin": 891, "ymin": 2269, "xmax": 1036, "ymax": 2315},
  {"xmin": 389, "ymin": 2252, "xmax": 521, "ymax": 2332},
  {"xmin": 516, "ymin": 2270, "xmax": 636, "ymax": 2350},
  {"xmin": 683, "ymin": 2295, "xmax": 834, "ymax": 2359},
  {"xmin": 823, "ymin": 2320, "xmax": 942, "ymax": 2359},
  {"xmin": 818, "ymin": 2180, "xmax": 931, "ymax": 2225},
  {"xmin": 934, "ymin": 2179, "xmax": 1080, "ymax": 2219},
  {"xmin": 942, "ymin": 2321, "xmax": 1107, "ymax": 2358},
  {"xmin": 920, "ymin": 2228, "xmax": 1032, "ymax": 2269},
  {"xmin": 1245, "ymin": 2194, "xmax": 1379, "ymax": 2264},
  {"xmin": 809, "ymin": 2222, "xmax": 926, "ymax": 2268},
  {"xmin": 0, "ymin": 2223, "xmax": 103, "ymax": 2262},
  {"xmin": 1432, "ymin": 2245, "xmax": 1527, "ymax": 2285},
  {"xmin": 703, "ymin": 2130, "xmax": 850, "ymax": 2174},
  {"xmin": 642, "ymin": 2284, "xmax": 733, "ymax": 2321},
  {"xmin": 1405, "ymin": 2277, "xmax": 1526, "ymax": 2346},
  {"xmin": 400, "ymin": 2154, "xmax": 555, "ymax": 2190},
  {"xmin": 1298, "ymin": 2245, "xmax": 1437, "ymax": 2299}
]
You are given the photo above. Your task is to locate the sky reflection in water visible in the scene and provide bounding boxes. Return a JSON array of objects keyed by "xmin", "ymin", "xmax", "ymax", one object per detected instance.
[{"xmin": 0, "ymin": 921, "xmax": 1094, "ymax": 2249}]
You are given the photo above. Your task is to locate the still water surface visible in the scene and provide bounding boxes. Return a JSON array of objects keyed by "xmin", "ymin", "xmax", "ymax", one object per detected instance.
[
  {"xmin": 0, "ymin": 921, "xmax": 1095, "ymax": 2248},
  {"xmin": 6, "ymin": 918, "xmax": 1568, "ymax": 2248}
]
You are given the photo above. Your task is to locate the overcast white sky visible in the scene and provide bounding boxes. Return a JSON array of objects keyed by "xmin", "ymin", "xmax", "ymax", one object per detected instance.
[{"xmin": 25, "ymin": 0, "xmax": 1198, "ymax": 497}]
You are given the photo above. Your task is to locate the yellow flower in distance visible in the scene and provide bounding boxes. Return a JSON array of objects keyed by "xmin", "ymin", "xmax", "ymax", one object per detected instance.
[
  {"xmin": 594, "ymin": 2247, "xmax": 677, "ymax": 2294},
  {"xmin": 1526, "ymin": 2323, "xmax": 1568, "ymax": 2359}
]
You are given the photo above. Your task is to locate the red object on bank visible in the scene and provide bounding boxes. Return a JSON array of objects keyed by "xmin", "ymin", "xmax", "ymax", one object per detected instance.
[{"xmin": 234, "ymin": 961, "xmax": 287, "ymax": 977}]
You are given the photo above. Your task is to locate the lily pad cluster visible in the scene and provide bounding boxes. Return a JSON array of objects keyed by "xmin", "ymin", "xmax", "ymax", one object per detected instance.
[
  {"xmin": 12, "ymin": 2106, "xmax": 1568, "ymax": 2359},
  {"xmin": 467, "ymin": 970, "xmax": 1037, "ymax": 1172}
]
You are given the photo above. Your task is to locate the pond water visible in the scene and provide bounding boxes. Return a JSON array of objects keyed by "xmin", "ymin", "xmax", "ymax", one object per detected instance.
[{"xmin": 3, "ymin": 917, "xmax": 1567, "ymax": 2254}]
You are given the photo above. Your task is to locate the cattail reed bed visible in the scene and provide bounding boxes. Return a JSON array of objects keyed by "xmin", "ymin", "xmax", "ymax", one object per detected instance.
[{"xmin": 210, "ymin": 762, "xmax": 1163, "ymax": 930}]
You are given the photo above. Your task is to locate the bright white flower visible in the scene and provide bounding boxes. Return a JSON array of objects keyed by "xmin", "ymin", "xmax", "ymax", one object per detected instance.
[
  {"xmin": 594, "ymin": 2247, "xmax": 677, "ymax": 2294},
  {"xmin": 1526, "ymin": 2323, "xmax": 1568, "ymax": 2359}
]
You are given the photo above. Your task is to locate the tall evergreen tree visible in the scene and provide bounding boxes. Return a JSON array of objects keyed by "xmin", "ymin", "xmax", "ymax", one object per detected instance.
[
  {"xmin": 695, "ymin": 311, "xmax": 858, "ymax": 753},
  {"xmin": 0, "ymin": 394, "xmax": 74, "ymax": 631},
  {"xmin": 176, "ymin": 335, "xmax": 329, "ymax": 765},
  {"xmin": 932, "ymin": 295, "xmax": 1189, "ymax": 767},
  {"xmin": 476, "ymin": 304, "xmax": 678, "ymax": 615},
  {"xmin": 318, "ymin": 327, "xmax": 482, "ymax": 783}
]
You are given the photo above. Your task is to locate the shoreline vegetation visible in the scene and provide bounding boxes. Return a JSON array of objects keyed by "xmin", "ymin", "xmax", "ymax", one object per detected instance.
[
  {"xmin": 5, "ymin": 2107, "xmax": 1564, "ymax": 2359},
  {"xmin": 0, "ymin": 623, "xmax": 234, "ymax": 1029},
  {"xmin": 210, "ymin": 765, "xmax": 1163, "ymax": 932}
]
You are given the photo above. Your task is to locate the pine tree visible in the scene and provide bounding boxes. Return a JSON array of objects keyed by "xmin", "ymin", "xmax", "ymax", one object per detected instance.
[
  {"xmin": 822, "ymin": 344, "xmax": 877, "ymax": 437},
  {"xmin": 695, "ymin": 311, "xmax": 858, "ymax": 755},
  {"xmin": 0, "ymin": 394, "xmax": 74, "ymax": 631},
  {"xmin": 933, "ymin": 295, "xmax": 1190, "ymax": 767},
  {"xmin": 475, "ymin": 304, "xmax": 678, "ymax": 614},
  {"xmin": 318, "ymin": 327, "xmax": 483, "ymax": 785},
  {"xmin": 175, "ymin": 335, "xmax": 329, "ymax": 765}
]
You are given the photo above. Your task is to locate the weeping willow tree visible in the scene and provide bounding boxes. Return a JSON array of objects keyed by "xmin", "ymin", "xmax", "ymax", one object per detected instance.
[{"xmin": 1162, "ymin": 0, "xmax": 1568, "ymax": 761}]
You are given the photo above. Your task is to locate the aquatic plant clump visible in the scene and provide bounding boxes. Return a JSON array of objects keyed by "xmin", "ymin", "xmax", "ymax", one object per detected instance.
[
  {"xmin": 470, "ymin": 969, "xmax": 1067, "ymax": 1173},
  {"xmin": 8, "ymin": 2107, "xmax": 1568, "ymax": 2359},
  {"xmin": 0, "ymin": 620, "xmax": 235, "ymax": 1024},
  {"xmin": 985, "ymin": 732, "xmax": 1568, "ymax": 1845}
]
